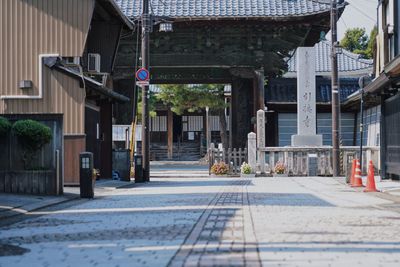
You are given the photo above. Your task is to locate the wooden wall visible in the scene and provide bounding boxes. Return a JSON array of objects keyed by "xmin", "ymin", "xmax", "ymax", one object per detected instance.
[{"xmin": 64, "ymin": 135, "xmax": 86, "ymax": 185}]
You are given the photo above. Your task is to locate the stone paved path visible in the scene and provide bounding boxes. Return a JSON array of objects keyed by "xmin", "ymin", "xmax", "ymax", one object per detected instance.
[
  {"xmin": 1, "ymin": 176, "xmax": 400, "ymax": 267},
  {"xmin": 169, "ymin": 180, "xmax": 260, "ymax": 267}
]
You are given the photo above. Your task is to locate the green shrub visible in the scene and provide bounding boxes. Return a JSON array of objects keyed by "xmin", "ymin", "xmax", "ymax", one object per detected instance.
[
  {"xmin": 240, "ymin": 162, "xmax": 252, "ymax": 174},
  {"xmin": 0, "ymin": 117, "xmax": 11, "ymax": 137},
  {"xmin": 12, "ymin": 120, "xmax": 52, "ymax": 169}
]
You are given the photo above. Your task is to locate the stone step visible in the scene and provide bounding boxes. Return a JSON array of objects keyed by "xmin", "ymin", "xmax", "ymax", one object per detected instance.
[{"xmin": 149, "ymin": 142, "xmax": 201, "ymax": 161}]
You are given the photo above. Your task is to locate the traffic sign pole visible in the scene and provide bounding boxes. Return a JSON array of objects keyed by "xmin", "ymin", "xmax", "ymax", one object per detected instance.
[{"xmin": 141, "ymin": 0, "xmax": 150, "ymax": 182}]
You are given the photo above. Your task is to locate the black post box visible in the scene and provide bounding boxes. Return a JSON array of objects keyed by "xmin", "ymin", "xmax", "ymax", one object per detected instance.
[
  {"xmin": 134, "ymin": 154, "xmax": 144, "ymax": 183},
  {"xmin": 80, "ymin": 152, "xmax": 94, "ymax": 198}
]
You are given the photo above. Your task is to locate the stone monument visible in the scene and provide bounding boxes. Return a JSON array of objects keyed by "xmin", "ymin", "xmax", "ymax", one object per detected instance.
[
  {"xmin": 256, "ymin": 110, "xmax": 266, "ymax": 174},
  {"xmin": 291, "ymin": 47, "xmax": 323, "ymax": 146}
]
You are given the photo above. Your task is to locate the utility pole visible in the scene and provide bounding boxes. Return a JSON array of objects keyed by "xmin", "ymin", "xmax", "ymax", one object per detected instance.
[
  {"xmin": 331, "ymin": 0, "xmax": 340, "ymax": 177},
  {"xmin": 141, "ymin": 0, "xmax": 150, "ymax": 181}
]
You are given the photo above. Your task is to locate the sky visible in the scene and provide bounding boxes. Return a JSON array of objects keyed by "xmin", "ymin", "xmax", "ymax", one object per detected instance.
[{"xmin": 334, "ymin": 0, "xmax": 378, "ymax": 40}]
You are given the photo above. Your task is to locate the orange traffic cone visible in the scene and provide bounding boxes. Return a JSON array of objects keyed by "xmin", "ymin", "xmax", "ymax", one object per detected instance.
[
  {"xmin": 364, "ymin": 160, "xmax": 379, "ymax": 192},
  {"xmin": 349, "ymin": 159, "xmax": 356, "ymax": 185},
  {"xmin": 351, "ymin": 159, "xmax": 364, "ymax": 187}
]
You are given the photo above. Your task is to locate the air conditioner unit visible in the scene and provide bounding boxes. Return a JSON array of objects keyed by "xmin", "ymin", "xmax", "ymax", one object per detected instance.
[
  {"xmin": 88, "ymin": 53, "xmax": 101, "ymax": 72},
  {"xmin": 64, "ymin": 56, "xmax": 80, "ymax": 65}
]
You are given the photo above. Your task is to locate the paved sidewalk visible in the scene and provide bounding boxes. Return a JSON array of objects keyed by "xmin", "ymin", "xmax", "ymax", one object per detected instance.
[
  {"xmin": 0, "ymin": 176, "xmax": 400, "ymax": 266},
  {"xmin": 250, "ymin": 177, "xmax": 400, "ymax": 266},
  {"xmin": 335, "ymin": 175, "xmax": 400, "ymax": 197},
  {"xmin": 170, "ymin": 180, "xmax": 260, "ymax": 267},
  {"xmin": 0, "ymin": 179, "xmax": 133, "ymax": 222}
]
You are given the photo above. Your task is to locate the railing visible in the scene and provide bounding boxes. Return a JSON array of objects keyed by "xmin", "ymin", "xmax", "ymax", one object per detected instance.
[
  {"xmin": 208, "ymin": 143, "xmax": 247, "ymax": 175},
  {"xmin": 258, "ymin": 146, "xmax": 380, "ymax": 176}
]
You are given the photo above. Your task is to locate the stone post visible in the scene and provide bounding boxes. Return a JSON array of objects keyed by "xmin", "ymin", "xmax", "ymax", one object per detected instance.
[
  {"xmin": 247, "ymin": 132, "xmax": 257, "ymax": 174},
  {"xmin": 257, "ymin": 110, "xmax": 265, "ymax": 174},
  {"xmin": 291, "ymin": 46, "xmax": 322, "ymax": 146}
]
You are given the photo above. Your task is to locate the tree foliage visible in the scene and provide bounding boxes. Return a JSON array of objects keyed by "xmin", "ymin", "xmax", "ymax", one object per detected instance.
[
  {"xmin": 136, "ymin": 91, "xmax": 157, "ymax": 120},
  {"xmin": 366, "ymin": 27, "xmax": 378, "ymax": 59},
  {"xmin": 157, "ymin": 84, "xmax": 229, "ymax": 149},
  {"xmin": 157, "ymin": 84, "xmax": 227, "ymax": 115},
  {"xmin": 340, "ymin": 27, "xmax": 377, "ymax": 59}
]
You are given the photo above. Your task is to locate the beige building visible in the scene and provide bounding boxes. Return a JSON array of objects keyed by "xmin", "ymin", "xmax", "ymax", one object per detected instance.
[{"xmin": 0, "ymin": 0, "xmax": 133, "ymax": 184}]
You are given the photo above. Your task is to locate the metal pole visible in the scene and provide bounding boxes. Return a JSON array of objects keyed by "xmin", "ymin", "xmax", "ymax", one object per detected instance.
[
  {"xmin": 141, "ymin": 0, "xmax": 150, "ymax": 181},
  {"xmin": 380, "ymin": 94, "xmax": 386, "ymax": 179},
  {"xmin": 331, "ymin": 0, "xmax": 340, "ymax": 176},
  {"xmin": 359, "ymin": 89, "xmax": 364, "ymax": 174},
  {"xmin": 206, "ymin": 106, "xmax": 210, "ymax": 150}
]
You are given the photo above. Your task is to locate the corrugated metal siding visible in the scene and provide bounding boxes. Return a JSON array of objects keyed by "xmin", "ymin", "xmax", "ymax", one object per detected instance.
[
  {"xmin": 356, "ymin": 105, "xmax": 381, "ymax": 146},
  {"xmin": 4, "ymin": 68, "xmax": 85, "ymax": 134},
  {"xmin": 385, "ymin": 94, "xmax": 400, "ymax": 176},
  {"xmin": 278, "ymin": 113, "xmax": 356, "ymax": 146},
  {"xmin": 0, "ymin": 0, "xmax": 95, "ymax": 133}
]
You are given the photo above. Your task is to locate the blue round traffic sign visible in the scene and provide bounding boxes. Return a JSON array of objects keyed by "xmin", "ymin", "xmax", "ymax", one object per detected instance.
[{"xmin": 136, "ymin": 68, "xmax": 150, "ymax": 81}]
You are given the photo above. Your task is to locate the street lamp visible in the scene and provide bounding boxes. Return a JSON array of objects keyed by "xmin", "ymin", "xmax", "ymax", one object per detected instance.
[{"xmin": 159, "ymin": 22, "xmax": 173, "ymax": 32}]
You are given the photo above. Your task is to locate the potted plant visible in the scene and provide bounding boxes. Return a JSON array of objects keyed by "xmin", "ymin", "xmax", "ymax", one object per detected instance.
[
  {"xmin": 210, "ymin": 161, "xmax": 229, "ymax": 176},
  {"xmin": 240, "ymin": 162, "xmax": 255, "ymax": 177},
  {"xmin": 273, "ymin": 161, "xmax": 286, "ymax": 177}
]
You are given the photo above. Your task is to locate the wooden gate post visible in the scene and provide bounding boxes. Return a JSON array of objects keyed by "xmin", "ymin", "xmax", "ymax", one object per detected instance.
[{"xmin": 208, "ymin": 143, "xmax": 215, "ymax": 175}]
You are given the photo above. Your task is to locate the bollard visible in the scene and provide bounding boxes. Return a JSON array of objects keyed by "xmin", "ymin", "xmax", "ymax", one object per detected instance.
[
  {"xmin": 134, "ymin": 154, "xmax": 144, "ymax": 183},
  {"xmin": 79, "ymin": 152, "xmax": 94, "ymax": 198}
]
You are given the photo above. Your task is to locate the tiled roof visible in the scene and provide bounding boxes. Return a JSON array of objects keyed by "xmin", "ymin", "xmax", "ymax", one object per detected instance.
[
  {"xmin": 267, "ymin": 77, "xmax": 360, "ymax": 103},
  {"xmin": 115, "ymin": 0, "xmax": 335, "ymax": 19},
  {"xmin": 287, "ymin": 40, "xmax": 373, "ymax": 73}
]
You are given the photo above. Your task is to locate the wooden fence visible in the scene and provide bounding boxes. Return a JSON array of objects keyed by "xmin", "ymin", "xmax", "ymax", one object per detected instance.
[
  {"xmin": 258, "ymin": 146, "xmax": 380, "ymax": 176},
  {"xmin": 208, "ymin": 143, "xmax": 247, "ymax": 175}
]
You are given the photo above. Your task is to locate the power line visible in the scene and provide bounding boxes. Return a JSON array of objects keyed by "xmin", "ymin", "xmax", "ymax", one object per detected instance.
[
  {"xmin": 308, "ymin": 0, "xmax": 376, "ymax": 23},
  {"xmin": 348, "ymin": 3, "xmax": 376, "ymax": 22},
  {"xmin": 347, "ymin": 0, "xmax": 376, "ymax": 4},
  {"xmin": 340, "ymin": 17, "xmax": 348, "ymax": 31}
]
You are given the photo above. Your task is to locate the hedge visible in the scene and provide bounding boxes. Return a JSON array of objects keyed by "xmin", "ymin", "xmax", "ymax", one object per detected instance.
[{"xmin": 0, "ymin": 117, "xmax": 11, "ymax": 137}]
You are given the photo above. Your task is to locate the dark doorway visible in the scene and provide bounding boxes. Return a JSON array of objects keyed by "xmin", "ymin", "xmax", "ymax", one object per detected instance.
[
  {"xmin": 385, "ymin": 93, "xmax": 400, "ymax": 179},
  {"xmin": 85, "ymin": 106, "xmax": 101, "ymax": 169},
  {"xmin": 173, "ymin": 114, "xmax": 182, "ymax": 142}
]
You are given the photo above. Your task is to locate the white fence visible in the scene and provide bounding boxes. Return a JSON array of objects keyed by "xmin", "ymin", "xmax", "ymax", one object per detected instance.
[
  {"xmin": 245, "ymin": 109, "xmax": 381, "ymax": 177},
  {"xmin": 112, "ymin": 125, "xmax": 142, "ymax": 142},
  {"xmin": 258, "ymin": 146, "xmax": 380, "ymax": 176}
]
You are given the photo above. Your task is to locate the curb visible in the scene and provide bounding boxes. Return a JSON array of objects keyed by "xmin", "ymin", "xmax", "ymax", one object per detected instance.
[
  {"xmin": 0, "ymin": 180, "xmax": 135, "ymax": 223},
  {"xmin": 0, "ymin": 193, "xmax": 80, "ymax": 223}
]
